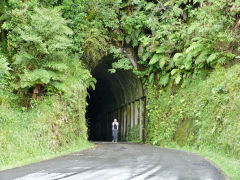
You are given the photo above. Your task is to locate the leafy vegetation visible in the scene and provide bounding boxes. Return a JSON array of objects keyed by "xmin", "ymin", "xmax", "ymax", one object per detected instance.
[
  {"xmin": 0, "ymin": 91, "xmax": 92, "ymax": 169},
  {"xmin": 126, "ymin": 125, "xmax": 141, "ymax": 142},
  {"xmin": 5, "ymin": 6, "xmax": 73, "ymax": 95},
  {"xmin": 108, "ymin": 1, "xmax": 240, "ymax": 178},
  {"xmin": 146, "ymin": 65, "xmax": 240, "ymax": 179},
  {"xmin": 0, "ymin": 54, "xmax": 10, "ymax": 78},
  {"xmin": 0, "ymin": 0, "xmax": 95, "ymax": 169},
  {"xmin": 110, "ymin": 0, "xmax": 240, "ymax": 87},
  {"xmin": 0, "ymin": 0, "xmax": 240, "ymax": 178},
  {"xmin": 61, "ymin": 0, "xmax": 119, "ymax": 69}
]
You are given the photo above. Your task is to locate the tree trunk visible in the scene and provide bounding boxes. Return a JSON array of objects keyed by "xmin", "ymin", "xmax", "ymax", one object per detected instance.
[{"xmin": 32, "ymin": 85, "xmax": 41, "ymax": 99}]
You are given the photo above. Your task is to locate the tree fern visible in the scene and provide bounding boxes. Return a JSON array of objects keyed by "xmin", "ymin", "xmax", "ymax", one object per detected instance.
[
  {"xmin": 19, "ymin": 69, "xmax": 51, "ymax": 88},
  {"xmin": 43, "ymin": 62, "xmax": 68, "ymax": 72},
  {"xmin": 7, "ymin": 7, "xmax": 74, "ymax": 95}
]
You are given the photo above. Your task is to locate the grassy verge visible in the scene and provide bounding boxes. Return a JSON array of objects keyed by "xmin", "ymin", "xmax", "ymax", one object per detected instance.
[
  {"xmin": 0, "ymin": 92, "xmax": 91, "ymax": 170},
  {"xmin": 146, "ymin": 65, "xmax": 240, "ymax": 179},
  {"xmin": 0, "ymin": 139, "xmax": 93, "ymax": 171}
]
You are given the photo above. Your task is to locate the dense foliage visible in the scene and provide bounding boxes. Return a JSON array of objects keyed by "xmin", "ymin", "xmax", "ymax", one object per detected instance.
[
  {"xmin": 0, "ymin": 0, "xmax": 96, "ymax": 168},
  {"xmin": 146, "ymin": 65, "xmax": 240, "ymax": 179},
  {"xmin": 0, "ymin": 0, "xmax": 240, "ymax": 177},
  {"xmin": 110, "ymin": 0, "xmax": 240, "ymax": 87},
  {"xmin": 6, "ymin": 7, "xmax": 73, "ymax": 94},
  {"xmin": 147, "ymin": 65, "xmax": 240, "ymax": 154},
  {"xmin": 61, "ymin": 0, "xmax": 119, "ymax": 69},
  {"xmin": 2, "ymin": 1, "xmax": 238, "ymax": 91}
]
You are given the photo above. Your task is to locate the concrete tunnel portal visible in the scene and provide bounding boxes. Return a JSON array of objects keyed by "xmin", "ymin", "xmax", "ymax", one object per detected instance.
[{"xmin": 87, "ymin": 55, "xmax": 146, "ymax": 142}]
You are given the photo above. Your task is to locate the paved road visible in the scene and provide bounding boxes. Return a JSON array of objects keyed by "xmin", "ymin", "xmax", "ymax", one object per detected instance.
[{"xmin": 0, "ymin": 142, "xmax": 225, "ymax": 180}]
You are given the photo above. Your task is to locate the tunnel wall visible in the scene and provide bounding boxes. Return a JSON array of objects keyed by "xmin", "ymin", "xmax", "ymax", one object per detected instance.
[
  {"xmin": 107, "ymin": 96, "xmax": 146, "ymax": 142},
  {"xmin": 87, "ymin": 54, "xmax": 146, "ymax": 142}
]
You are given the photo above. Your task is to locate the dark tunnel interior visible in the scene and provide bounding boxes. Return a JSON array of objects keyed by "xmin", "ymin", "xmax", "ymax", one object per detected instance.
[{"xmin": 86, "ymin": 55, "xmax": 144, "ymax": 141}]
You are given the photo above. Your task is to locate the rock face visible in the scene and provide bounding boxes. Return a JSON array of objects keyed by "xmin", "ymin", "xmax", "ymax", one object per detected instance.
[{"xmin": 87, "ymin": 53, "xmax": 146, "ymax": 142}]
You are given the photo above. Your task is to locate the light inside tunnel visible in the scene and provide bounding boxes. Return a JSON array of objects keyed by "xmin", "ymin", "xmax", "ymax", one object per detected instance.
[{"xmin": 87, "ymin": 55, "xmax": 144, "ymax": 141}]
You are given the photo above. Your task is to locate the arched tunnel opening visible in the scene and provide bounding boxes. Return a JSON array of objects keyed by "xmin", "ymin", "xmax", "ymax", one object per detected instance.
[{"xmin": 87, "ymin": 55, "xmax": 145, "ymax": 142}]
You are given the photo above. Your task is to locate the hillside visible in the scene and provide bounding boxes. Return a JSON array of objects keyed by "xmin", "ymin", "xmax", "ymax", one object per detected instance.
[{"xmin": 146, "ymin": 64, "xmax": 240, "ymax": 179}]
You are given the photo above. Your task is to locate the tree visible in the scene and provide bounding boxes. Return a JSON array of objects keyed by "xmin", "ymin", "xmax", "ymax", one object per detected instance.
[
  {"xmin": 62, "ymin": 0, "xmax": 119, "ymax": 69},
  {"xmin": 5, "ymin": 7, "xmax": 73, "ymax": 97}
]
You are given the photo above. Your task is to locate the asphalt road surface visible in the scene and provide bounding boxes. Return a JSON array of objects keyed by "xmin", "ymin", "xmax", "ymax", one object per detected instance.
[{"xmin": 0, "ymin": 142, "xmax": 225, "ymax": 180}]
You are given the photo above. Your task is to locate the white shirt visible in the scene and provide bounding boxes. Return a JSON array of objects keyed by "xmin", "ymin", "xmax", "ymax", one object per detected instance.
[{"xmin": 112, "ymin": 122, "xmax": 119, "ymax": 130}]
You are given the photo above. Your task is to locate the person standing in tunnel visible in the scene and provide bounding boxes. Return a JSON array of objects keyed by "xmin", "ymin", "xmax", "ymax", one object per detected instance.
[{"xmin": 112, "ymin": 118, "xmax": 119, "ymax": 143}]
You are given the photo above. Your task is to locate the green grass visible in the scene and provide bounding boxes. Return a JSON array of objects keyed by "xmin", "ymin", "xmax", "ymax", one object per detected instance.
[
  {"xmin": 0, "ymin": 139, "xmax": 93, "ymax": 171},
  {"xmin": 0, "ymin": 91, "xmax": 91, "ymax": 170}
]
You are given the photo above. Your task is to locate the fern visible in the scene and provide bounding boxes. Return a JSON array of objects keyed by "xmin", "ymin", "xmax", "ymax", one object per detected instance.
[
  {"xmin": 159, "ymin": 74, "xmax": 169, "ymax": 87},
  {"xmin": 19, "ymin": 69, "xmax": 51, "ymax": 88},
  {"xmin": 195, "ymin": 50, "xmax": 209, "ymax": 65},
  {"xmin": 43, "ymin": 62, "xmax": 68, "ymax": 72},
  {"xmin": 50, "ymin": 82, "xmax": 68, "ymax": 93},
  {"xmin": 149, "ymin": 73, "xmax": 155, "ymax": 86},
  {"xmin": 8, "ymin": 7, "xmax": 74, "ymax": 94},
  {"xmin": 207, "ymin": 53, "xmax": 219, "ymax": 64},
  {"xmin": 0, "ymin": 55, "xmax": 10, "ymax": 77},
  {"xmin": 145, "ymin": 2, "xmax": 155, "ymax": 10},
  {"xmin": 173, "ymin": 53, "xmax": 183, "ymax": 66},
  {"xmin": 184, "ymin": 53, "xmax": 193, "ymax": 70},
  {"xmin": 82, "ymin": 26, "xmax": 109, "ymax": 68},
  {"xmin": 218, "ymin": 57, "xmax": 227, "ymax": 65}
]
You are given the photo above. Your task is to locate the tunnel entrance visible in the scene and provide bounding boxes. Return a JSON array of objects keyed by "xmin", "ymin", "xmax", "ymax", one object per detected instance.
[{"xmin": 86, "ymin": 55, "xmax": 145, "ymax": 141}]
